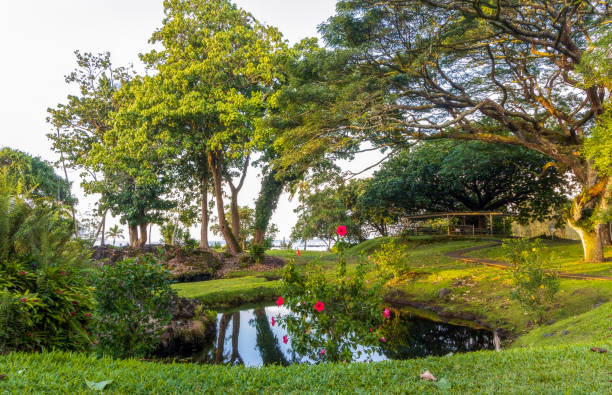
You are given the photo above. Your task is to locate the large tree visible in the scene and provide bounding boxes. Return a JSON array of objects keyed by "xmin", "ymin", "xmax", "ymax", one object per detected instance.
[
  {"xmin": 121, "ymin": 0, "xmax": 287, "ymax": 254},
  {"xmin": 278, "ymin": 1, "xmax": 611, "ymax": 261},
  {"xmin": 362, "ymin": 140, "xmax": 570, "ymax": 226}
]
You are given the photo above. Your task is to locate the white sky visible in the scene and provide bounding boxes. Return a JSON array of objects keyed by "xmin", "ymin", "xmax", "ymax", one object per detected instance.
[{"xmin": 0, "ymin": 0, "xmax": 381, "ymax": 243}]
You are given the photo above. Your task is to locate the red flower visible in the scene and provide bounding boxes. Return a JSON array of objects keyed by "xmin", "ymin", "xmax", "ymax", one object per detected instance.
[
  {"xmin": 336, "ymin": 225, "xmax": 347, "ymax": 237},
  {"xmin": 320, "ymin": 349, "xmax": 326, "ymax": 355},
  {"xmin": 369, "ymin": 328, "xmax": 373, "ymax": 332},
  {"xmin": 19, "ymin": 271, "xmax": 25, "ymax": 275},
  {"xmin": 381, "ymin": 337, "xmax": 386, "ymax": 342},
  {"xmin": 271, "ymin": 317, "xmax": 276, "ymax": 327},
  {"xmin": 296, "ymin": 248, "xmax": 301, "ymax": 257},
  {"xmin": 20, "ymin": 298, "xmax": 27, "ymax": 303},
  {"xmin": 283, "ymin": 335, "xmax": 288, "ymax": 344},
  {"xmin": 85, "ymin": 313, "xmax": 92, "ymax": 318},
  {"xmin": 314, "ymin": 301, "xmax": 325, "ymax": 313},
  {"xmin": 383, "ymin": 308, "xmax": 390, "ymax": 318},
  {"xmin": 276, "ymin": 296, "xmax": 284, "ymax": 307},
  {"xmin": 70, "ymin": 312, "xmax": 75, "ymax": 316},
  {"xmin": 72, "ymin": 301, "xmax": 79, "ymax": 305}
]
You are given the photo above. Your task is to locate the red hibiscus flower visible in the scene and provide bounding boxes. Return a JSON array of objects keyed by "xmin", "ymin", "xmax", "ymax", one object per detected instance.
[
  {"xmin": 383, "ymin": 308, "xmax": 390, "ymax": 318},
  {"xmin": 314, "ymin": 301, "xmax": 325, "ymax": 313},
  {"xmin": 276, "ymin": 296, "xmax": 284, "ymax": 307},
  {"xmin": 320, "ymin": 349, "xmax": 326, "ymax": 355},
  {"xmin": 271, "ymin": 317, "xmax": 276, "ymax": 327},
  {"xmin": 296, "ymin": 248, "xmax": 301, "ymax": 257},
  {"xmin": 336, "ymin": 225, "xmax": 347, "ymax": 237},
  {"xmin": 381, "ymin": 336, "xmax": 386, "ymax": 342},
  {"xmin": 19, "ymin": 271, "xmax": 25, "ymax": 275},
  {"xmin": 283, "ymin": 335, "xmax": 288, "ymax": 344}
]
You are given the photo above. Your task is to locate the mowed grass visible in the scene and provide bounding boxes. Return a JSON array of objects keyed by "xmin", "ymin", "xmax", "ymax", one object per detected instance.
[
  {"xmin": 173, "ymin": 276, "xmax": 279, "ymax": 308},
  {"xmin": 1, "ymin": 343, "xmax": 610, "ymax": 394},
  {"xmin": 469, "ymin": 240, "xmax": 612, "ymax": 277}
]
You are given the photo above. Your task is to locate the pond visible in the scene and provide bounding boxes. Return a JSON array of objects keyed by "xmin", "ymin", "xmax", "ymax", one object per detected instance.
[{"xmin": 172, "ymin": 305, "xmax": 496, "ymax": 366}]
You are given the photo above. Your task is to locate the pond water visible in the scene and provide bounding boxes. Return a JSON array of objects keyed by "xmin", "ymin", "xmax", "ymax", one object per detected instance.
[{"xmin": 176, "ymin": 305, "xmax": 495, "ymax": 366}]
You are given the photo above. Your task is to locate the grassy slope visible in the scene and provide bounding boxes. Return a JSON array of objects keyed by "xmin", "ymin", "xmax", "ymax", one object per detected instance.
[
  {"xmin": 512, "ymin": 301, "xmax": 612, "ymax": 348},
  {"xmin": 1, "ymin": 343, "xmax": 610, "ymax": 394},
  {"xmin": 469, "ymin": 241, "xmax": 612, "ymax": 277}
]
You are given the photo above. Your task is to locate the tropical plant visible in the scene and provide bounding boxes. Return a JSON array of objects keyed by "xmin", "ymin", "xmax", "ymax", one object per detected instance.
[
  {"xmin": 106, "ymin": 225, "xmax": 124, "ymax": 246},
  {"xmin": 0, "ymin": 171, "xmax": 94, "ymax": 353}
]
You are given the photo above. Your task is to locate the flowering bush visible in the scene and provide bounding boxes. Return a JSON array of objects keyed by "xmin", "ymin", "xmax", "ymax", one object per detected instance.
[
  {"xmin": 278, "ymin": 227, "xmax": 387, "ymax": 362},
  {"xmin": 502, "ymin": 238, "xmax": 560, "ymax": 323},
  {"xmin": 93, "ymin": 255, "xmax": 176, "ymax": 358},
  {"xmin": 0, "ymin": 174, "xmax": 94, "ymax": 352}
]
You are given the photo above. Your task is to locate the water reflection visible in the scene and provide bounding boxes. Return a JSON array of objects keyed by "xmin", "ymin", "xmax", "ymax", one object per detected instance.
[{"xmin": 188, "ymin": 305, "xmax": 494, "ymax": 366}]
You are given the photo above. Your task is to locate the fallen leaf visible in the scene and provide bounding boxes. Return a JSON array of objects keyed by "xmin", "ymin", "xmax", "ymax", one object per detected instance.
[
  {"xmin": 420, "ymin": 370, "xmax": 437, "ymax": 381},
  {"xmin": 434, "ymin": 377, "xmax": 451, "ymax": 390},
  {"xmin": 85, "ymin": 380, "xmax": 113, "ymax": 391},
  {"xmin": 590, "ymin": 347, "xmax": 608, "ymax": 353}
]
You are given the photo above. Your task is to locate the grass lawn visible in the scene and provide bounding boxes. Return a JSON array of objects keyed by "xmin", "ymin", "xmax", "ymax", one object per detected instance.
[{"xmin": 1, "ymin": 342, "xmax": 610, "ymax": 394}]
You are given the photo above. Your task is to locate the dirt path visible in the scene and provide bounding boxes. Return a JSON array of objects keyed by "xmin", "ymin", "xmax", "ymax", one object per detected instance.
[{"xmin": 446, "ymin": 242, "xmax": 612, "ymax": 281}]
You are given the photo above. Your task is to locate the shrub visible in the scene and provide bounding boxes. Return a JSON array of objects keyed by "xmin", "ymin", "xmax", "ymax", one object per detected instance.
[
  {"xmin": 279, "ymin": 236, "xmax": 385, "ymax": 362},
  {"xmin": 248, "ymin": 244, "xmax": 266, "ymax": 265},
  {"xmin": 369, "ymin": 239, "xmax": 407, "ymax": 280},
  {"xmin": 502, "ymin": 238, "xmax": 560, "ymax": 323},
  {"xmin": 93, "ymin": 255, "xmax": 176, "ymax": 358},
  {"xmin": 0, "ymin": 171, "xmax": 94, "ymax": 353}
]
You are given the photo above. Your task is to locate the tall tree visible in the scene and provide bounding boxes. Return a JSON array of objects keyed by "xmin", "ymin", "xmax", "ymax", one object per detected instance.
[
  {"xmin": 127, "ymin": 0, "xmax": 287, "ymax": 254},
  {"xmin": 279, "ymin": 1, "xmax": 611, "ymax": 261}
]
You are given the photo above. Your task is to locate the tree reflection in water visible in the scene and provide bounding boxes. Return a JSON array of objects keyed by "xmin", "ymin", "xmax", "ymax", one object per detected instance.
[{"xmin": 186, "ymin": 306, "xmax": 494, "ymax": 366}]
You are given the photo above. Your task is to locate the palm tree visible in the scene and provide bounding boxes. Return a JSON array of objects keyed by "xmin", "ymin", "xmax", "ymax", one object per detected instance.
[{"xmin": 107, "ymin": 225, "xmax": 124, "ymax": 246}]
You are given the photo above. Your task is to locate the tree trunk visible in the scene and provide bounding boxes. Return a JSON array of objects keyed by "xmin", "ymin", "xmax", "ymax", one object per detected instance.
[
  {"xmin": 253, "ymin": 170, "xmax": 285, "ymax": 245},
  {"xmin": 200, "ymin": 179, "xmax": 209, "ymax": 249},
  {"xmin": 129, "ymin": 224, "xmax": 139, "ymax": 248},
  {"xmin": 603, "ymin": 223, "xmax": 612, "ymax": 246},
  {"xmin": 100, "ymin": 212, "xmax": 106, "ymax": 248},
  {"xmin": 138, "ymin": 223, "xmax": 148, "ymax": 248},
  {"xmin": 208, "ymin": 151, "xmax": 241, "ymax": 254},
  {"xmin": 230, "ymin": 187, "xmax": 241, "ymax": 245},
  {"xmin": 567, "ymin": 175, "xmax": 609, "ymax": 263}
]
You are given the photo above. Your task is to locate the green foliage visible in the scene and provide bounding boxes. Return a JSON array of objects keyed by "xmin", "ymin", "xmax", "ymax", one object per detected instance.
[
  {"xmin": 0, "ymin": 147, "xmax": 74, "ymax": 204},
  {"xmin": 279, "ymin": 240, "xmax": 385, "ymax": 362},
  {"xmin": 0, "ymin": 172, "xmax": 93, "ymax": 353},
  {"xmin": 248, "ymin": 244, "xmax": 266, "ymax": 265},
  {"xmin": 93, "ymin": 255, "xmax": 176, "ymax": 358},
  {"xmin": 584, "ymin": 102, "xmax": 612, "ymax": 177},
  {"xmin": 370, "ymin": 240, "xmax": 407, "ymax": 280},
  {"xmin": 502, "ymin": 239, "xmax": 560, "ymax": 323},
  {"xmin": 362, "ymin": 141, "xmax": 570, "ymax": 224}
]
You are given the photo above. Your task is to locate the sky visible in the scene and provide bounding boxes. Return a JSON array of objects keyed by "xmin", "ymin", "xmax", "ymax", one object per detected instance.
[{"xmin": 0, "ymin": 0, "xmax": 380, "ymax": 243}]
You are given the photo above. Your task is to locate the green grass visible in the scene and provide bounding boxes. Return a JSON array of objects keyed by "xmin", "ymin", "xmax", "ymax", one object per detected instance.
[
  {"xmin": 469, "ymin": 240, "xmax": 612, "ymax": 277},
  {"xmin": 173, "ymin": 276, "xmax": 279, "ymax": 308},
  {"xmin": 1, "ymin": 343, "xmax": 610, "ymax": 394},
  {"xmin": 512, "ymin": 301, "xmax": 612, "ymax": 348}
]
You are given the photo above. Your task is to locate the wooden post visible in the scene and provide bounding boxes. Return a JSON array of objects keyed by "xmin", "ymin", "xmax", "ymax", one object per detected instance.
[
  {"xmin": 447, "ymin": 215, "xmax": 450, "ymax": 236},
  {"xmin": 489, "ymin": 213, "xmax": 493, "ymax": 235}
]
